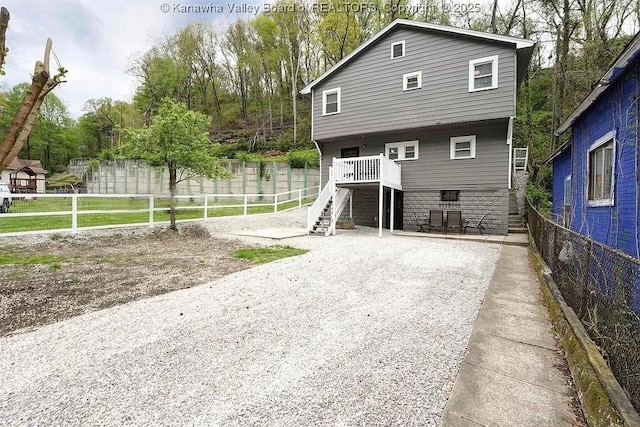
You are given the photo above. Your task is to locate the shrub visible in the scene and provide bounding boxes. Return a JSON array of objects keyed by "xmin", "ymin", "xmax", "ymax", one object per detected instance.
[
  {"xmin": 286, "ymin": 149, "xmax": 319, "ymax": 168},
  {"xmin": 526, "ymin": 181, "xmax": 551, "ymax": 211}
]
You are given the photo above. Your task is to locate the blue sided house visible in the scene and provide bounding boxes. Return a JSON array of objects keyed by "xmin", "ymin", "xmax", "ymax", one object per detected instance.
[{"xmin": 548, "ymin": 32, "xmax": 640, "ymax": 258}]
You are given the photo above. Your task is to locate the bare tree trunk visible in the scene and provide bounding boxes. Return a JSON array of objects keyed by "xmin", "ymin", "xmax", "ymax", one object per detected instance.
[
  {"xmin": 490, "ymin": 0, "xmax": 499, "ymax": 33},
  {"xmin": 0, "ymin": 63, "xmax": 49, "ymax": 169},
  {"xmin": 169, "ymin": 165, "xmax": 178, "ymax": 231},
  {"xmin": 0, "ymin": 7, "xmax": 9, "ymax": 71},
  {"xmin": 551, "ymin": 0, "xmax": 573, "ymax": 151},
  {"xmin": 0, "ymin": 81, "xmax": 51, "ymax": 170}
]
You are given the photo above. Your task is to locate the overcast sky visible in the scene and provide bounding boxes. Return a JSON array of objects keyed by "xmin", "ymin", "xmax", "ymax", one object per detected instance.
[{"xmin": 1, "ymin": 0, "xmax": 263, "ymax": 119}]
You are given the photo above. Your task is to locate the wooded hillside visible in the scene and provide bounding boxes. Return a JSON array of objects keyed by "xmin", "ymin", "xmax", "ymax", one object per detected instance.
[{"xmin": 1, "ymin": 0, "xmax": 637, "ymax": 183}]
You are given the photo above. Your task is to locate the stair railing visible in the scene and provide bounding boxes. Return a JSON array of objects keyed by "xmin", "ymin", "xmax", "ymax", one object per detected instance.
[
  {"xmin": 326, "ymin": 188, "xmax": 352, "ymax": 236},
  {"xmin": 307, "ymin": 166, "xmax": 334, "ymax": 233}
]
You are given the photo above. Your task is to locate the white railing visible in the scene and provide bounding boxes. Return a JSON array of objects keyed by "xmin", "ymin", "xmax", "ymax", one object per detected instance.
[
  {"xmin": 333, "ymin": 154, "xmax": 402, "ymax": 189},
  {"xmin": 327, "ymin": 188, "xmax": 352, "ymax": 236},
  {"xmin": 514, "ymin": 147, "xmax": 529, "ymax": 172},
  {"xmin": 334, "ymin": 155, "xmax": 380, "ymax": 184},
  {"xmin": 0, "ymin": 187, "xmax": 318, "ymax": 237},
  {"xmin": 379, "ymin": 155, "xmax": 402, "ymax": 188},
  {"xmin": 307, "ymin": 166, "xmax": 334, "ymax": 233}
]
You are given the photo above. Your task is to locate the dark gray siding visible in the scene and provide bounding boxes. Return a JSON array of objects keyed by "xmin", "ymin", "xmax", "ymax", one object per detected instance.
[
  {"xmin": 320, "ymin": 121, "xmax": 510, "ymax": 190},
  {"xmin": 312, "ymin": 27, "xmax": 516, "ymax": 141}
]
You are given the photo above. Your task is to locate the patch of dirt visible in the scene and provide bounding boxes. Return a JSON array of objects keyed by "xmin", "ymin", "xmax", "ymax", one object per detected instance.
[{"xmin": 0, "ymin": 227, "xmax": 251, "ymax": 337}]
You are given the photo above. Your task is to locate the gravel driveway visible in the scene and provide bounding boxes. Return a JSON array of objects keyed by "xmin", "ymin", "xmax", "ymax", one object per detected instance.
[{"xmin": 0, "ymin": 224, "xmax": 501, "ymax": 426}]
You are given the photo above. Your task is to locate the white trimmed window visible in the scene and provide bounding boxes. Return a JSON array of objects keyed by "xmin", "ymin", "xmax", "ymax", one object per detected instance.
[
  {"xmin": 403, "ymin": 71, "xmax": 422, "ymax": 91},
  {"xmin": 587, "ymin": 131, "xmax": 615, "ymax": 206},
  {"xmin": 450, "ymin": 135, "xmax": 476, "ymax": 159},
  {"xmin": 391, "ymin": 41, "xmax": 405, "ymax": 59},
  {"xmin": 386, "ymin": 141, "xmax": 419, "ymax": 161},
  {"xmin": 469, "ymin": 55, "xmax": 499, "ymax": 91},
  {"xmin": 563, "ymin": 175, "xmax": 572, "ymax": 207},
  {"xmin": 322, "ymin": 88, "xmax": 341, "ymax": 116}
]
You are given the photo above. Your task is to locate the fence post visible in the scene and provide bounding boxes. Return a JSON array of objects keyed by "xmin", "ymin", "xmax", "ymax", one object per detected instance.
[
  {"xmin": 580, "ymin": 238, "xmax": 593, "ymax": 317},
  {"xmin": 124, "ymin": 160, "xmax": 128, "ymax": 194},
  {"xmin": 242, "ymin": 161, "xmax": 246, "ymax": 194},
  {"xmin": 71, "ymin": 194, "xmax": 78, "ymax": 233},
  {"xmin": 149, "ymin": 195, "xmax": 154, "ymax": 227},
  {"xmin": 299, "ymin": 189, "xmax": 302, "ymax": 207},
  {"xmin": 243, "ymin": 195, "xmax": 248, "ymax": 216},
  {"xmin": 274, "ymin": 193, "xmax": 278, "ymax": 213},
  {"xmin": 273, "ymin": 162, "xmax": 277, "ymax": 194},
  {"xmin": 204, "ymin": 195, "xmax": 208, "ymax": 221},
  {"xmin": 304, "ymin": 163, "xmax": 308, "ymax": 196}
]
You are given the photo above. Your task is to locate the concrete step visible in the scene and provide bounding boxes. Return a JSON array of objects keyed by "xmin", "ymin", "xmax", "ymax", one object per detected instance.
[{"xmin": 508, "ymin": 227, "xmax": 528, "ymax": 234}]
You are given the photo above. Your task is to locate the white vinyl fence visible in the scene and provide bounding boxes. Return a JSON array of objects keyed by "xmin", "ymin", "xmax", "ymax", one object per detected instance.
[{"xmin": 0, "ymin": 187, "xmax": 318, "ymax": 237}]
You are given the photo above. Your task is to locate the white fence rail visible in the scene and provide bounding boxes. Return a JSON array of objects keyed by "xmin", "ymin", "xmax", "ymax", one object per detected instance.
[{"xmin": 0, "ymin": 187, "xmax": 318, "ymax": 237}]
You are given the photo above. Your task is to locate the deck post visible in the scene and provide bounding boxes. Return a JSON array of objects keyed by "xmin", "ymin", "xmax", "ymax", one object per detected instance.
[
  {"xmin": 390, "ymin": 188, "xmax": 394, "ymax": 234},
  {"xmin": 378, "ymin": 182, "xmax": 383, "ymax": 238},
  {"xmin": 331, "ymin": 162, "xmax": 337, "ymax": 236},
  {"xmin": 349, "ymin": 193, "xmax": 352, "ymax": 219}
]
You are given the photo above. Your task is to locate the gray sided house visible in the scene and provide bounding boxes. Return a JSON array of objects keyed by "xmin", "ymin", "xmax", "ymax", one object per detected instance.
[{"xmin": 303, "ymin": 19, "xmax": 534, "ymax": 236}]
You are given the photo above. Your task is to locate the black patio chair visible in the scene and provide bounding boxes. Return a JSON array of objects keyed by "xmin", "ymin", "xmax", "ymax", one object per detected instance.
[
  {"xmin": 428, "ymin": 210, "xmax": 444, "ymax": 233},
  {"xmin": 414, "ymin": 213, "xmax": 429, "ymax": 232},
  {"xmin": 446, "ymin": 210, "xmax": 464, "ymax": 234},
  {"xmin": 464, "ymin": 213, "xmax": 488, "ymax": 235}
]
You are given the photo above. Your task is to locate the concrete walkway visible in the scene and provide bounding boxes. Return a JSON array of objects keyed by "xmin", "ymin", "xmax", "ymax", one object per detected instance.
[
  {"xmin": 441, "ymin": 245, "xmax": 581, "ymax": 426},
  {"xmin": 396, "ymin": 230, "xmax": 529, "ymax": 247}
]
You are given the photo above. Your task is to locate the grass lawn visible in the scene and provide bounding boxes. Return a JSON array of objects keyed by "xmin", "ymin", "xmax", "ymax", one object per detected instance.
[
  {"xmin": 0, "ymin": 254, "xmax": 67, "ymax": 265},
  {"xmin": 0, "ymin": 196, "xmax": 316, "ymax": 234},
  {"xmin": 233, "ymin": 245, "xmax": 309, "ymax": 264}
]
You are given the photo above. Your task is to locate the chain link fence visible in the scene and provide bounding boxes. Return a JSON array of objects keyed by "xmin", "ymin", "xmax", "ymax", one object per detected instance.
[{"xmin": 528, "ymin": 201, "xmax": 640, "ymax": 411}]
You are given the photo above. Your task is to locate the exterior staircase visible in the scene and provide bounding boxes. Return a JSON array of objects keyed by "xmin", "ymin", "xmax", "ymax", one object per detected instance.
[
  {"xmin": 508, "ymin": 190, "xmax": 527, "ymax": 234},
  {"xmin": 309, "ymin": 199, "xmax": 332, "ymax": 234},
  {"xmin": 307, "ymin": 168, "xmax": 352, "ymax": 236}
]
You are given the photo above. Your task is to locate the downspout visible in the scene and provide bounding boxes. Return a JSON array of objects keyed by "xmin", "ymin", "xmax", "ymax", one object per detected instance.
[{"xmin": 507, "ymin": 116, "xmax": 514, "ymax": 190}]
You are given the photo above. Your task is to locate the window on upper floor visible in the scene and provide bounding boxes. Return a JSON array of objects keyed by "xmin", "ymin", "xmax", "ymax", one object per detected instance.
[
  {"xmin": 588, "ymin": 132, "xmax": 615, "ymax": 206},
  {"xmin": 386, "ymin": 140, "xmax": 419, "ymax": 161},
  {"xmin": 469, "ymin": 55, "xmax": 499, "ymax": 92},
  {"xmin": 391, "ymin": 41, "xmax": 405, "ymax": 59},
  {"xmin": 403, "ymin": 71, "xmax": 422, "ymax": 91},
  {"xmin": 322, "ymin": 88, "xmax": 341, "ymax": 116},
  {"xmin": 450, "ymin": 135, "xmax": 476, "ymax": 159}
]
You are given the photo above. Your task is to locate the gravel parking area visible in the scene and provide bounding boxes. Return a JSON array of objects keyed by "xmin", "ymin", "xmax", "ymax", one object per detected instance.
[{"xmin": 0, "ymin": 221, "xmax": 501, "ymax": 425}]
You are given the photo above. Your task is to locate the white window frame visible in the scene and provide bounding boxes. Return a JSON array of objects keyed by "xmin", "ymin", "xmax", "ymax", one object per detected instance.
[
  {"xmin": 322, "ymin": 87, "xmax": 341, "ymax": 116},
  {"xmin": 403, "ymin": 71, "xmax": 422, "ymax": 91},
  {"xmin": 385, "ymin": 140, "xmax": 419, "ymax": 161},
  {"xmin": 469, "ymin": 55, "xmax": 499, "ymax": 92},
  {"xmin": 586, "ymin": 130, "xmax": 616, "ymax": 207},
  {"xmin": 450, "ymin": 135, "xmax": 477, "ymax": 160},
  {"xmin": 390, "ymin": 40, "xmax": 405, "ymax": 59},
  {"xmin": 563, "ymin": 175, "xmax": 572, "ymax": 207}
]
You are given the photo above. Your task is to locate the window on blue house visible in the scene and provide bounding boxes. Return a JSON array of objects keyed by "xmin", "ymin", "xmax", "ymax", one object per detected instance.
[{"xmin": 588, "ymin": 134, "xmax": 614, "ymax": 205}]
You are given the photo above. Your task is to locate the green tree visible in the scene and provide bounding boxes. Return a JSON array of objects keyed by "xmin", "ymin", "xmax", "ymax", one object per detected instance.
[{"xmin": 121, "ymin": 98, "xmax": 228, "ymax": 230}]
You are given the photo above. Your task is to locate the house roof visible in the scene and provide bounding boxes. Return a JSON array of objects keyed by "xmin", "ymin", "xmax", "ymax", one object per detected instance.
[
  {"xmin": 5, "ymin": 158, "xmax": 48, "ymax": 175},
  {"xmin": 542, "ymin": 137, "xmax": 571, "ymax": 165},
  {"xmin": 555, "ymin": 31, "xmax": 640, "ymax": 136},
  {"xmin": 300, "ymin": 19, "xmax": 535, "ymax": 95}
]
